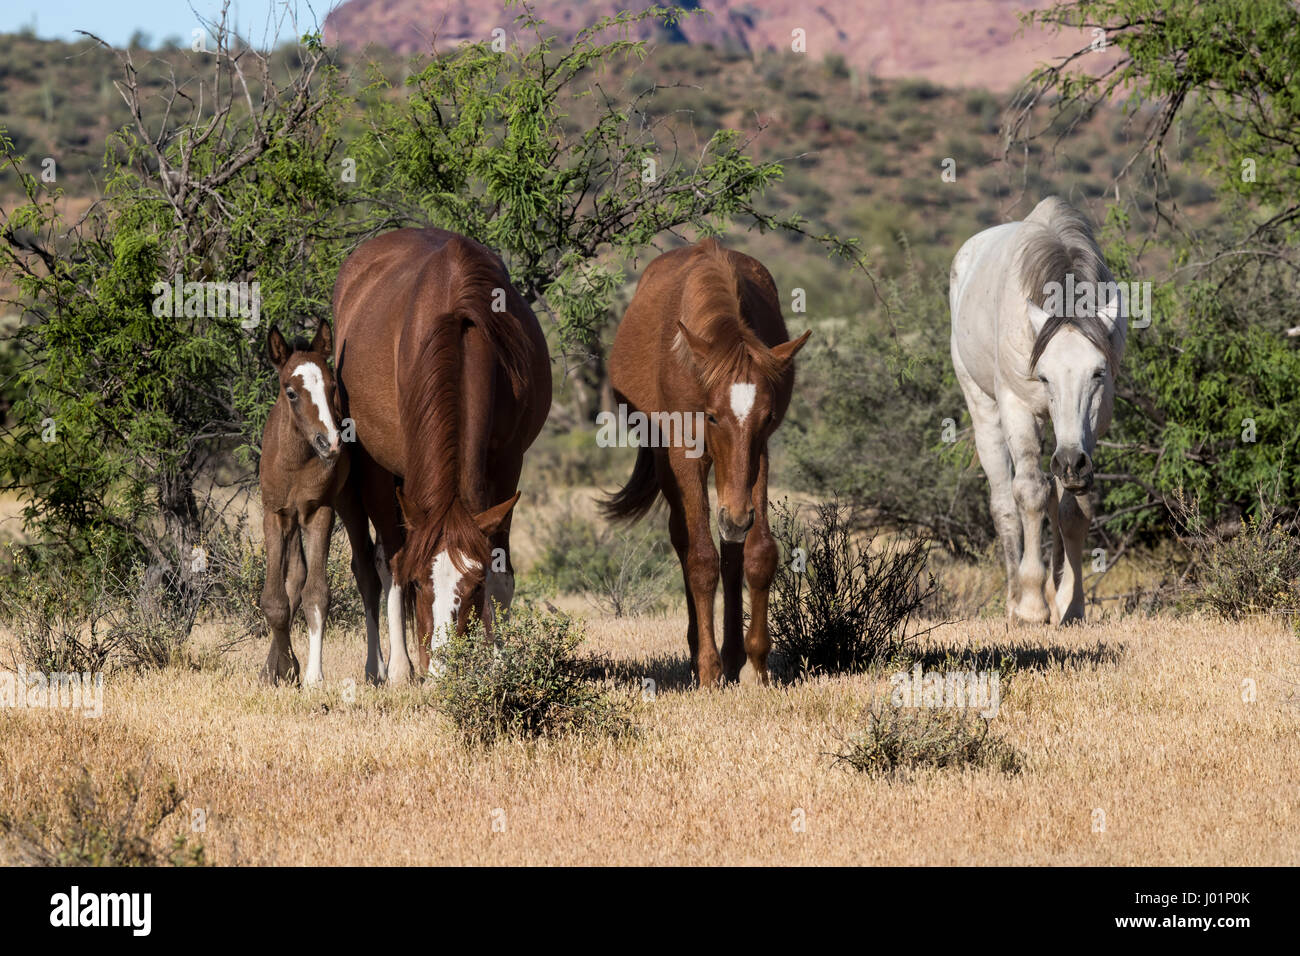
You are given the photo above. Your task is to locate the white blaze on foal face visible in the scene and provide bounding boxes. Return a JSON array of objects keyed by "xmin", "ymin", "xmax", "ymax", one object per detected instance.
[
  {"xmin": 292, "ymin": 360, "xmax": 338, "ymax": 447},
  {"xmin": 729, "ymin": 382, "xmax": 756, "ymax": 424}
]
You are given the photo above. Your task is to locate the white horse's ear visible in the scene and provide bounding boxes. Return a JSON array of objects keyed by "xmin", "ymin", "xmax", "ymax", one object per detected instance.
[
  {"xmin": 1026, "ymin": 299, "xmax": 1051, "ymax": 335},
  {"xmin": 1097, "ymin": 292, "xmax": 1123, "ymax": 333}
]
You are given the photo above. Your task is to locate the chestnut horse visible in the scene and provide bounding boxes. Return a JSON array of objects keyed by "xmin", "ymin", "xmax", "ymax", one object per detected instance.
[
  {"xmin": 332, "ymin": 228, "xmax": 551, "ymax": 681},
  {"xmin": 604, "ymin": 239, "xmax": 809, "ymax": 687},
  {"xmin": 259, "ymin": 320, "xmax": 347, "ymax": 686}
]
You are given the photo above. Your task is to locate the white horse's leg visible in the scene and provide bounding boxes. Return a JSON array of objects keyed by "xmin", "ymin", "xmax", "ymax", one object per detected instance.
[
  {"xmin": 954, "ymin": 356, "xmax": 1022, "ymax": 614},
  {"xmin": 1045, "ymin": 481, "xmax": 1062, "ymax": 620},
  {"xmin": 1002, "ymin": 399, "xmax": 1051, "ymax": 624},
  {"xmin": 1053, "ymin": 482, "xmax": 1092, "ymax": 624}
]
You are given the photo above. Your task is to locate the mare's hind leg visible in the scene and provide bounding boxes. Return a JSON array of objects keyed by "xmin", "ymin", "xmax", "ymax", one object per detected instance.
[
  {"xmin": 337, "ymin": 479, "xmax": 386, "ymax": 683},
  {"xmin": 299, "ymin": 505, "xmax": 334, "ymax": 687},
  {"xmin": 954, "ymin": 360, "xmax": 1023, "ymax": 618},
  {"xmin": 260, "ymin": 509, "xmax": 301, "ymax": 685}
]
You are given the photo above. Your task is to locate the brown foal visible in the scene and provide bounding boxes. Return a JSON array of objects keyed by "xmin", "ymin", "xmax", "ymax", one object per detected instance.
[
  {"xmin": 259, "ymin": 319, "xmax": 347, "ymax": 685},
  {"xmin": 604, "ymin": 239, "xmax": 809, "ymax": 687}
]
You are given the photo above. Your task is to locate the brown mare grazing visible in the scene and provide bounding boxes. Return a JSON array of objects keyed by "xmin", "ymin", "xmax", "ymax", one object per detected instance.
[
  {"xmin": 332, "ymin": 228, "xmax": 551, "ymax": 681},
  {"xmin": 259, "ymin": 320, "xmax": 347, "ymax": 686},
  {"xmin": 604, "ymin": 239, "xmax": 809, "ymax": 687}
]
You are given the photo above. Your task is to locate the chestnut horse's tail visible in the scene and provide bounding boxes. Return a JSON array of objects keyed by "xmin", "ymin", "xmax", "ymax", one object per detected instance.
[{"xmin": 600, "ymin": 442, "xmax": 660, "ymax": 522}]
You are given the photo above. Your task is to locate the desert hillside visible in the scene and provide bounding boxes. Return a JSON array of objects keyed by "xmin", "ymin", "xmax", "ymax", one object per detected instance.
[{"xmin": 323, "ymin": 0, "xmax": 1109, "ymax": 90}]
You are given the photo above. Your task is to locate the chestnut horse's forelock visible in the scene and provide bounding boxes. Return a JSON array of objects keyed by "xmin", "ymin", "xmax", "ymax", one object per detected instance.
[
  {"xmin": 672, "ymin": 240, "xmax": 786, "ymax": 389},
  {"xmin": 391, "ymin": 252, "xmax": 533, "ymax": 586}
]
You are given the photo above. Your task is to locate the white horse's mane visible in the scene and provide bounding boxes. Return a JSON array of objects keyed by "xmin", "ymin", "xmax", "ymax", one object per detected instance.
[{"xmin": 1017, "ymin": 198, "xmax": 1118, "ymax": 370}]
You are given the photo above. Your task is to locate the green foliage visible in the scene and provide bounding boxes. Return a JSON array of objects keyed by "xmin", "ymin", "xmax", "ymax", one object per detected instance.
[
  {"xmin": 0, "ymin": 30, "xmax": 361, "ymax": 574},
  {"xmin": 769, "ymin": 498, "xmax": 936, "ymax": 678},
  {"xmin": 535, "ymin": 500, "xmax": 674, "ymax": 616},
  {"xmin": 0, "ymin": 542, "xmax": 119, "ymax": 673},
  {"xmin": 1177, "ymin": 502, "xmax": 1300, "ymax": 619},
  {"xmin": 831, "ymin": 702, "xmax": 1022, "ymax": 777},
  {"xmin": 1027, "ymin": 0, "xmax": 1300, "ymax": 249},
  {"xmin": 432, "ymin": 609, "xmax": 633, "ymax": 746},
  {"xmin": 780, "ymin": 248, "xmax": 994, "ymax": 555},
  {"xmin": 354, "ymin": 4, "xmax": 863, "ymax": 351}
]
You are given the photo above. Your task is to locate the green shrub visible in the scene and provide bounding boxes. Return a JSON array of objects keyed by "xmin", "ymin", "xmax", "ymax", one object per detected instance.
[
  {"xmin": 0, "ymin": 767, "xmax": 206, "ymax": 866},
  {"xmin": 831, "ymin": 703, "xmax": 1022, "ymax": 777},
  {"xmin": 432, "ymin": 609, "xmax": 634, "ymax": 746},
  {"xmin": 1181, "ymin": 504, "xmax": 1300, "ymax": 619},
  {"xmin": 769, "ymin": 498, "xmax": 936, "ymax": 678},
  {"xmin": 536, "ymin": 502, "xmax": 675, "ymax": 616},
  {"xmin": 0, "ymin": 544, "xmax": 120, "ymax": 673}
]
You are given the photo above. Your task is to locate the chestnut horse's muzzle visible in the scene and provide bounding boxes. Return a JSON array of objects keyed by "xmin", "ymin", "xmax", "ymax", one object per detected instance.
[{"xmin": 717, "ymin": 507, "xmax": 754, "ymax": 543}]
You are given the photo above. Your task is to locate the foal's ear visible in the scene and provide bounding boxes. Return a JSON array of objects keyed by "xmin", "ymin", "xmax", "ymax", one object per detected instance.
[
  {"xmin": 474, "ymin": 491, "xmax": 521, "ymax": 537},
  {"xmin": 770, "ymin": 328, "xmax": 812, "ymax": 365},
  {"xmin": 310, "ymin": 318, "xmax": 333, "ymax": 357},
  {"xmin": 267, "ymin": 327, "xmax": 291, "ymax": 370},
  {"xmin": 1025, "ymin": 299, "xmax": 1052, "ymax": 335}
]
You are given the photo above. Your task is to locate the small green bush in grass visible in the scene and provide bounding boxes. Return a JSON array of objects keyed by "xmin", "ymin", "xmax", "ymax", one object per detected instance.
[
  {"xmin": 1187, "ymin": 507, "xmax": 1300, "ymax": 620},
  {"xmin": 770, "ymin": 498, "xmax": 936, "ymax": 678},
  {"xmin": 432, "ymin": 609, "xmax": 634, "ymax": 746},
  {"xmin": 0, "ymin": 767, "xmax": 206, "ymax": 866},
  {"xmin": 831, "ymin": 703, "xmax": 1022, "ymax": 777}
]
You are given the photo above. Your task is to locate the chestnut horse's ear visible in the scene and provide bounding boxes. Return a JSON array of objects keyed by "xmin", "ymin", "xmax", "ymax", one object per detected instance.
[
  {"xmin": 770, "ymin": 329, "xmax": 811, "ymax": 365},
  {"xmin": 267, "ymin": 327, "xmax": 291, "ymax": 370},
  {"xmin": 675, "ymin": 321, "xmax": 711, "ymax": 364},
  {"xmin": 310, "ymin": 318, "xmax": 333, "ymax": 358},
  {"xmin": 474, "ymin": 491, "xmax": 521, "ymax": 537}
]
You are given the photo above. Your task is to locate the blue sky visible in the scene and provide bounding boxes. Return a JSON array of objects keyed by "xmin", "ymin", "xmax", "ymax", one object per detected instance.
[{"xmin": 0, "ymin": 1, "xmax": 333, "ymax": 48}]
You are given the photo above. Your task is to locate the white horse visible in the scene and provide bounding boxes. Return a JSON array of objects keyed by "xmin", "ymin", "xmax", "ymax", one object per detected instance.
[{"xmin": 950, "ymin": 197, "xmax": 1126, "ymax": 625}]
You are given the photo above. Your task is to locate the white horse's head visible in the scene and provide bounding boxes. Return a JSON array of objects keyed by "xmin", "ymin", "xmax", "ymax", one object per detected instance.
[{"xmin": 1026, "ymin": 295, "xmax": 1123, "ymax": 494}]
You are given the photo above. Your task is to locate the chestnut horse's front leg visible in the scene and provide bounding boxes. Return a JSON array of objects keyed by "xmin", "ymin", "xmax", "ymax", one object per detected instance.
[
  {"xmin": 741, "ymin": 446, "xmax": 777, "ymax": 684},
  {"xmin": 661, "ymin": 451, "xmax": 722, "ymax": 688}
]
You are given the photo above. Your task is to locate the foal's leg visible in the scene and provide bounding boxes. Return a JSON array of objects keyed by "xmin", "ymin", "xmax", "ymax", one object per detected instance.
[
  {"xmin": 1053, "ymin": 483, "xmax": 1093, "ymax": 625},
  {"xmin": 741, "ymin": 446, "xmax": 778, "ymax": 684},
  {"xmin": 661, "ymin": 452, "xmax": 722, "ymax": 688},
  {"xmin": 260, "ymin": 509, "xmax": 301, "ymax": 684},
  {"xmin": 337, "ymin": 481, "xmax": 386, "ymax": 683},
  {"xmin": 1002, "ymin": 399, "xmax": 1050, "ymax": 624},
  {"xmin": 299, "ymin": 505, "xmax": 334, "ymax": 687}
]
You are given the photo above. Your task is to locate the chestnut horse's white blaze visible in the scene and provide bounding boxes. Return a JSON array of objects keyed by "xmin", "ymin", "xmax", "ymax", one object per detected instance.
[
  {"xmin": 429, "ymin": 549, "xmax": 480, "ymax": 659},
  {"xmin": 950, "ymin": 196, "xmax": 1126, "ymax": 626},
  {"xmin": 729, "ymin": 382, "xmax": 756, "ymax": 423}
]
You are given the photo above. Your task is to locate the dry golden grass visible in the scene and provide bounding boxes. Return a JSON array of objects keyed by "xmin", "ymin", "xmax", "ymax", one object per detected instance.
[{"xmin": 2, "ymin": 605, "xmax": 1297, "ymax": 865}]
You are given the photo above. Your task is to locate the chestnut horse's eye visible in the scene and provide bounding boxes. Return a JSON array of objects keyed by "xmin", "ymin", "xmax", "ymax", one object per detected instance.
[
  {"xmin": 285, "ymin": 386, "xmax": 298, "ymax": 401},
  {"xmin": 706, "ymin": 412, "xmax": 719, "ymax": 426}
]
